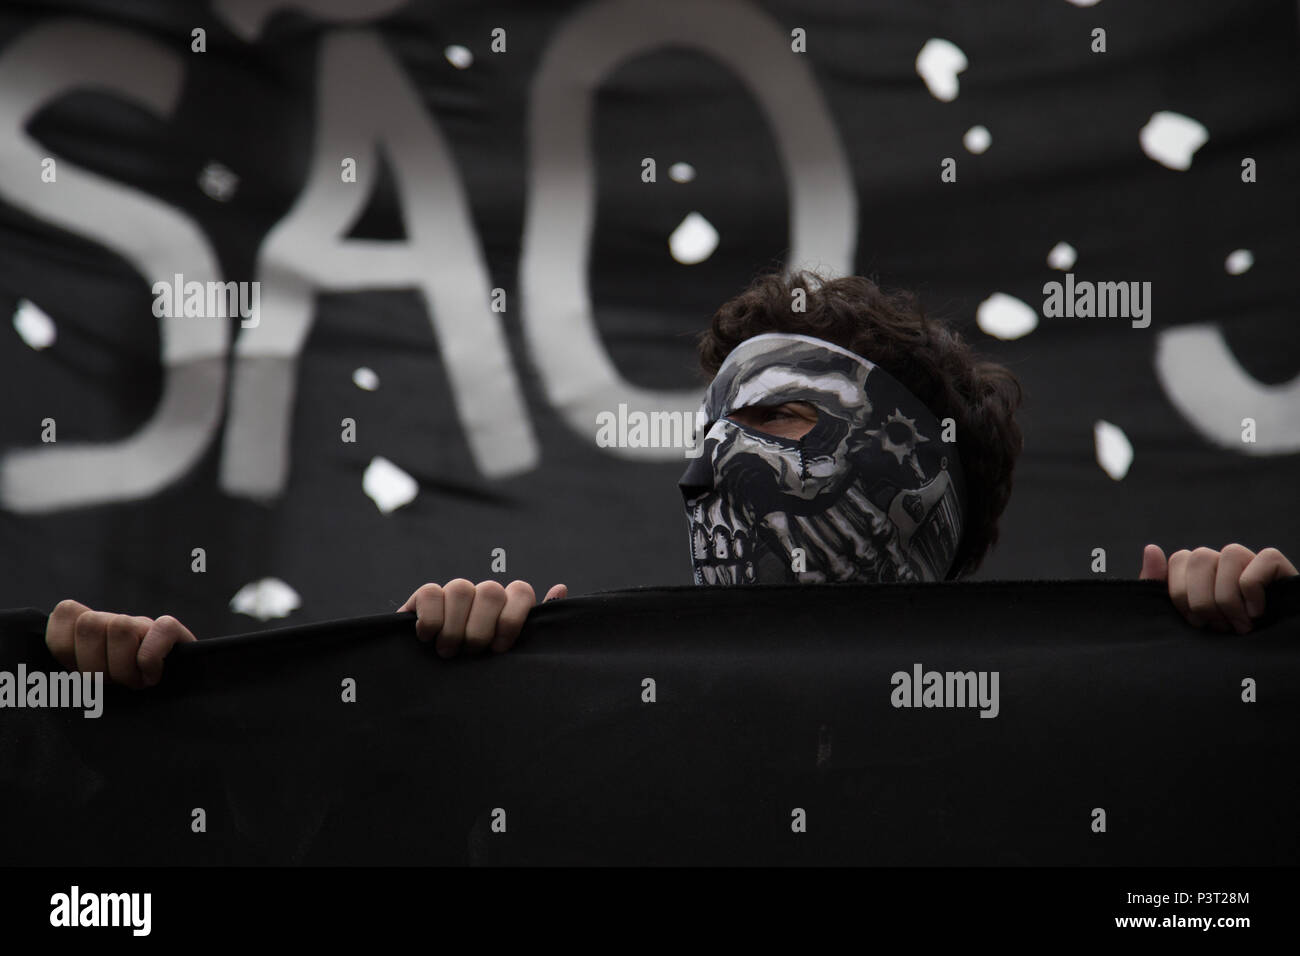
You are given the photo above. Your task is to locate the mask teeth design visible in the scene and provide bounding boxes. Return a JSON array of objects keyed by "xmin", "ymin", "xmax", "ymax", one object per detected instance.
[
  {"xmin": 688, "ymin": 495, "xmax": 757, "ymax": 585},
  {"xmin": 698, "ymin": 561, "xmax": 754, "ymax": 585}
]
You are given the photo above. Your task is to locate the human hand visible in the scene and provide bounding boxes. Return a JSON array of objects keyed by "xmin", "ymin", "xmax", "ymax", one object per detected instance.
[
  {"xmin": 44, "ymin": 599, "xmax": 198, "ymax": 688},
  {"xmin": 1140, "ymin": 544, "xmax": 1298, "ymax": 634},
  {"xmin": 398, "ymin": 579, "xmax": 567, "ymax": 658}
]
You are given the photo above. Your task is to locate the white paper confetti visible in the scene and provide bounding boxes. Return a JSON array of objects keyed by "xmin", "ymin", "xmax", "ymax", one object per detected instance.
[
  {"xmin": 198, "ymin": 161, "xmax": 239, "ymax": 202},
  {"xmin": 1047, "ymin": 242, "xmax": 1077, "ymax": 271},
  {"xmin": 352, "ymin": 367, "xmax": 380, "ymax": 390},
  {"xmin": 445, "ymin": 45, "xmax": 473, "ymax": 69},
  {"xmin": 1225, "ymin": 249, "xmax": 1254, "ymax": 275},
  {"xmin": 1139, "ymin": 111, "xmax": 1208, "ymax": 171},
  {"xmin": 916, "ymin": 38, "xmax": 967, "ymax": 102},
  {"xmin": 13, "ymin": 299, "xmax": 56, "ymax": 349},
  {"xmin": 364, "ymin": 455, "xmax": 417, "ymax": 514},
  {"xmin": 1094, "ymin": 420, "xmax": 1134, "ymax": 480},
  {"xmin": 964, "ymin": 125, "xmax": 991, "ymax": 154},
  {"xmin": 976, "ymin": 292, "xmax": 1038, "ymax": 340},
  {"xmin": 668, "ymin": 212, "xmax": 718, "ymax": 265},
  {"xmin": 669, "ymin": 162, "xmax": 696, "ymax": 183},
  {"xmin": 230, "ymin": 577, "xmax": 301, "ymax": 620}
]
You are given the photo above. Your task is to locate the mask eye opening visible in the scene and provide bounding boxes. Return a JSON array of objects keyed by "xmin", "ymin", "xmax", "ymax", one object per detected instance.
[{"xmin": 723, "ymin": 401, "xmax": 820, "ymax": 440}]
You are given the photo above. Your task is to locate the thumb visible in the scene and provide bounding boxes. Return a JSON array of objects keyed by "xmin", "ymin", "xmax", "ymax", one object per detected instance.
[
  {"xmin": 1139, "ymin": 544, "xmax": 1168, "ymax": 581},
  {"xmin": 544, "ymin": 584, "xmax": 567, "ymax": 602}
]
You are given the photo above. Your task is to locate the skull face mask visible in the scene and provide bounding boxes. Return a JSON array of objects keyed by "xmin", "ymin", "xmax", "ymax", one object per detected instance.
[{"xmin": 678, "ymin": 333, "xmax": 966, "ymax": 585}]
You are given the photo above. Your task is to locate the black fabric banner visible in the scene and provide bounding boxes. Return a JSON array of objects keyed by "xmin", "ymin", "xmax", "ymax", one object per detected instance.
[{"xmin": 3, "ymin": 578, "xmax": 1298, "ymax": 866}]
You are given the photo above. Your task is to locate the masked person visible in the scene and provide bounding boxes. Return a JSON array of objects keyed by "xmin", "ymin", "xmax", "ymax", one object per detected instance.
[
  {"xmin": 678, "ymin": 331, "xmax": 966, "ymax": 586},
  {"xmin": 45, "ymin": 272, "xmax": 1299, "ymax": 683}
]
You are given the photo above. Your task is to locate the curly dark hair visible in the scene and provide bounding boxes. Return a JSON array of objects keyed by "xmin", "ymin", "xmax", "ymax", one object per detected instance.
[{"xmin": 696, "ymin": 269, "xmax": 1024, "ymax": 579}]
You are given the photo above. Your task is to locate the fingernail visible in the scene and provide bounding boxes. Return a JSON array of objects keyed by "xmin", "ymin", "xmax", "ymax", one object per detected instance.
[
  {"xmin": 1233, "ymin": 619, "xmax": 1252, "ymax": 635},
  {"xmin": 1246, "ymin": 599, "xmax": 1263, "ymax": 618},
  {"xmin": 1187, "ymin": 614, "xmax": 1204, "ymax": 628}
]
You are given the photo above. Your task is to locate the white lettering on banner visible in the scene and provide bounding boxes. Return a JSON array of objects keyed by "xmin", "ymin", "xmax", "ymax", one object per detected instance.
[
  {"xmin": 0, "ymin": 7, "xmax": 1294, "ymax": 514},
  {"xmin": 0, "ymin": 21, "xmax": 228, "ymax": 513},
  {"xmin": 219, "ymin": 28, "xmax": 538, "ymax": 499},
  {"xmin": 1155, "ymin": 325, "xmax": 1300, "ymax": 454},
  {"xmin": 520, "ymin": 0, "xmax": 856, "ymax": 460}
]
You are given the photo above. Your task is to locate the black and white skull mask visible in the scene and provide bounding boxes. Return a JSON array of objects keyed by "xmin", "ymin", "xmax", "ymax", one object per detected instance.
[{"xmin": 679, "ymin": 333, "xmax": 966, "ymax": 585}]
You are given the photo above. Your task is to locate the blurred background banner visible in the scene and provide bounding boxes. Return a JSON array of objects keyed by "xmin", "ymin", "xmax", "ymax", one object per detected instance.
[{"xmin": 1, "ymin": 0, "xmax": 1297, "ymax": 637}]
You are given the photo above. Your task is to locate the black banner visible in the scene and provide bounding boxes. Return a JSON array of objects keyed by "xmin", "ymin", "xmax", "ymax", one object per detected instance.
[{"xmin": 3, "ymin": 578, "xmax": 1298, "ymax": 866}]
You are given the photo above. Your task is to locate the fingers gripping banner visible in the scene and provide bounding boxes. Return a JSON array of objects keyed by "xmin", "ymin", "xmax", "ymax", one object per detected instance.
[{"xmin": 2, "ymin": 579, "xmax": 1297, "ymax": 866}]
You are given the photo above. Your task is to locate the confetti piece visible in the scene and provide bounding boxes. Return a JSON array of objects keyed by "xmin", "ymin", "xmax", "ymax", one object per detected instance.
[
  {"xmin": 198, "ymin": 161, "xmax": 238, "ymax": 201},
  {"xmin": 13, "ymin": 299, "xmax": 55, "ymax": 349},
  {"xmin": 916, "ymin": 38, "xmax": 967, "ymax": 102},
  {"xmin": 964, "ymin": 125, "xmax": 991, "ymax": 154},
  {"xmin": 230, "ymin": 577, "xmax": 302, "ymax": 620},
  {"xmin": 1225, "ymin": 249, "xmax": 1253, "ymax": 275},
  {"xmin": 669, "ymin": 212, "xmax": 718, "ymax": 265},
  {"xmin": 1094, "ymin": 420, "xmax": 1133, "ymax": 480},
  {"xmin": 445, "ymin": 45, "xmax": 472, "ymax": 69},
  {"xmin": 976, "ymin": 292, "xmax": 1038, "ymax": 340},
  {"xmin": 364, "ymin": 455, "xmax": 417, "ymax": 513},
  {"xmin": 1139, "ymin": 111, "xmax": 1208, "ymax": 171},
  {"xmin": 1048, "ymin": 242, "xmax": 1077, "ymax": 270},
  {"xmin": 669, "ymin": 162, "xmax": 696, "ymax": 183}
]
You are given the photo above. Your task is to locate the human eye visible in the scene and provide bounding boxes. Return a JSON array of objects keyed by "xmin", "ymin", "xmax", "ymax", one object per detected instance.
[
  {"xmin": 725, "ymin": 402, "xmax": 817, "ymax": 437},
  {"xmin": 764, "ymin": 402, "xmax": 818, "ymax": 421}
]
